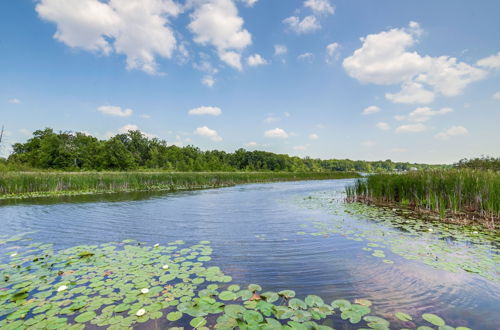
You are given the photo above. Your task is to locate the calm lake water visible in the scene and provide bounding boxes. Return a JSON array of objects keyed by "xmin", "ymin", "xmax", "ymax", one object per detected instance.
[{"xmin": 0, "ymin": 179, "xmax": 498, "ymax": 329}]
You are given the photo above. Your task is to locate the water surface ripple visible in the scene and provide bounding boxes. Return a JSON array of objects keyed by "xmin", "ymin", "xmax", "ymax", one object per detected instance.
[{"xmin": 0, "ymin": 179, "xmax": 498, "ymax": 329}]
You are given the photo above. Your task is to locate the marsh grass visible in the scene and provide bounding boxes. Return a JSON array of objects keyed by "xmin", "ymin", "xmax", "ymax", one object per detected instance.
[
  {"xmin": 0, "ymin": 171, "xmax": 360, "ymax": 199},
  {"xmin": 346, "ymin": 169, "xmax": 499, "ymax": 228}
]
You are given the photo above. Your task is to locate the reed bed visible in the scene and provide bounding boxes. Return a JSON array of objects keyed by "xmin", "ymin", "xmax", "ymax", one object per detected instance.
[
  {"xmin": 346, "ymin": 169, "xmax": 500, "ymax": 228},
  {"xmin": 0, "ymin": 171, "xmax": 360, "ymax": 199}
]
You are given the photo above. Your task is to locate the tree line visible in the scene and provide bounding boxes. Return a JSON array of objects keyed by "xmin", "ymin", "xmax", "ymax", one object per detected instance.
[{"xmin": 1, "ymin": 128, "xmax": 440, "ymax": 172}]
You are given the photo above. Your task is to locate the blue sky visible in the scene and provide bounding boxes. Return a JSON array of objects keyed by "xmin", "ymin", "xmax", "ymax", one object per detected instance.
[{"xmin": 1, "ymin": 0, "xmax": 499, "ymax": 164}]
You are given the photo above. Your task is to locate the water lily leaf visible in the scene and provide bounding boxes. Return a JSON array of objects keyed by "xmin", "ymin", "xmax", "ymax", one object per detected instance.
[
  {"xmin": 289, "ymin": 298, "xmax": 307, "ymax": 310},
  {"xmin": 278, "ymin": 290, "xmax": 296, "ymax": 299},
  {"xmin": 190, "ymin": 316, "xmax": 207, "ymax": 328},
  {"xmin": 218, "ymin": 291, "xmax": 237, "ymax": 301},
  {"xmin": 395, "ymin": 312, "xmax": 412, "ymax": 321},
  {"xmin": 224, "ymin": 304, "xmax": 246, "ymax": 318},
  {"xmin": 74, "ymin": 311, "xmax": 96, "ymax": 323},
  {"xmin": 305, "ymin": 295, "xmax": 324, "ymax": 307},
  {"xmin": 248, "ymin": 284, "xmax": 262, "ymax": 292},
  {"xmin": 243, "ymin": 310, "xmax": 263, "ymax": 324},
  {"xmin": 422, "ymin": 313, "xmax": 445, "ymax": 326},
  {"xmin": 354, "ymin": 299, "xmax": 372, "ymax": 307},
  {"xmin": 331, "ymin": 299, "xmax": 351, "ymax": 310},
  {"xmin": 261, "ymin": 291, "xmax": 279, "ymax": 303},
  {"xmin": 167, "ymin": 311, "xmax": 183, "ymax": 321}
]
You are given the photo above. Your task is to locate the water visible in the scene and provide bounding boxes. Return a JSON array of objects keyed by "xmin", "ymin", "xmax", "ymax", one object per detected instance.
[{"xmin": 0, "ymin": 179, "xmax": 498, "ymax": 329}]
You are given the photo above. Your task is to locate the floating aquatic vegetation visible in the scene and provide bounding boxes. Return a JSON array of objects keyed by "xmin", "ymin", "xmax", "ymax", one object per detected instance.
[
  {"xmin": 295, "ymin": 191, "xmax": 499, "ymax": 282},
  {"xmin": 0, "ymin": 238, "xmax": 474, "ymax": 329}
]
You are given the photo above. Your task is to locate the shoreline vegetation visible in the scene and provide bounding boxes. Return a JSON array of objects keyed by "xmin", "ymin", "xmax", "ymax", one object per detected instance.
[
  {"xmin": 346, "ymin": 169, "xmax": 499, "ymax": 229},
  {"xmin": 0, "ymin": 171, "xmax": 361, "ymax": 200}
]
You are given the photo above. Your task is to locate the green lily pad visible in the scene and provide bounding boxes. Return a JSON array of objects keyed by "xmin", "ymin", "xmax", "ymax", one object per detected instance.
[{"xmin": 422, "ymin": 313, "xmax": 445, "ymax": 326}]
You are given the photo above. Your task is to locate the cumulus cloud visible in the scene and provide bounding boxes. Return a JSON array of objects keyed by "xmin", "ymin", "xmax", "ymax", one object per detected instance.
[
  {"xmin": 239, "ymin": 0, "xmax": 258, "ymax": 7},
  {"xmin": 376, "ymin": 122, "xmax": 390, "ymax": 130},
  {"xmin": 8, "ymin": 98, "xmax": 21, "ymax": 104},
  {"xmin": 283, "ymin": 15, "xmax": 320, "ymax": 34},
  {"xmin": 406, "ymin": 107, "xmax": 452, "ymax": 122},
  {"xmin": 274, "ymin": 44, "xmax": 287, "ymax": 56},
  {"xmin": 118, "ymin": 124, "xmax": 139, "ymax": 133},
  {"xmin": 308, "ymin": 133, "xmax": 319, "ymax": 140},
  {"xmin": 477, "ymin": 52, "xmax": 500, "ymax": 69},
  {"xmin": 325, "ymin": 42, "xmax": 340, "ymax": 63},
  {"xmin": 298, "ymin": 52, "xmax": 314, "ymax": 63},
  {"xmin": 36, "ymin": 0, "xmax": 180, "ymax": 75},
  {"xmin": 293, "ymin": 145, "xmax": 307, "ymax": 151},
  {"xmin": 343, "ymin": 22, "xmax": 486, "ymax": 103},
  {"xmin": 188, "ymin": 106, "xmax": 222, "ymax": 116},
  {"xmin": 247, "ymin": 53, "xmax": 268, "ymax": 66},
  {"xmin": 201, "ymin": 75, "xmax": 215, "ymax": 87},
  {"xmin": 494, "ymin": 91, "xmax": 500, "ymax": 100},
  {"xmin": 435, "ymin": 126, "xmax": 468, "ymax": 140},
  {"xmin": 189, "ymin": 0, "xmax": 251, "ymax": 71},
  {"xmin": 264, "ymin": 128, "xmax": 288, "ymax": 138},
  {"xmin": 385, "ymin": 81, "xmax": 435, "ymax": 104},
  {"xmin": 245, "ymin": 141, "xmax": 258, "ymax": 147},
  {"xmin": 98, "ymin": 105, "xmax": 133, "ymax": 117},
  {"xmin": 304, "ymin": 0, "xmax": 334, "ymax": 16},
  {"xmin": 263, "ymin": 115, "xmax": 280, "ymax": 124},
  {"xmin": 195, "ymin": 126, "xmax": 222, "ymax": 141},
  {"xmin": 362, "ymin": 105, "xmax": 380, "ymax": 115},
  {"xmin": 395, "ymin": 123, "xmax": 426, "ymax": 133}
]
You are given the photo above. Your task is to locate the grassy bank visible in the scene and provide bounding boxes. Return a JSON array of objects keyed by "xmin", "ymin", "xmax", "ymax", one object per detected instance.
[
  {"xmin": 346, "ymin": 169, "xmax": 499, "ymax": 228},
  {"xmin": 0, "ymin": 171, "xmax": 360, "ymax": 199}
]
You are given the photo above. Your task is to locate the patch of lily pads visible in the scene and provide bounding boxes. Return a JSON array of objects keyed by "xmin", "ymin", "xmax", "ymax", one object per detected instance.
[
  {"xmin": 296, "ymin": 191, "xmax": 499, "ymax": 282},
  {"xmin": 0, "ymin": 238, "xmax": 474, "ymax": 329}
]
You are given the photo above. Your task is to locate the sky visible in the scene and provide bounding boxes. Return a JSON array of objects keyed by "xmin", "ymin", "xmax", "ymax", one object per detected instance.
[{"xmin": 1, "ymin": 0, "xmax": 499, "ymax": 164}]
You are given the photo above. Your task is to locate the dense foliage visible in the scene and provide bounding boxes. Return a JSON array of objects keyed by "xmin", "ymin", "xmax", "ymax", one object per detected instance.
[
  {"xmin": 454, "ymin": 156, "xmax": 500, "ymax": 171},
  {"xmin": 5, "ymin": 128, "xmax": 437, "ymax": 172},
  {"xmin": 346, "ymin": 170, "xmax": 500, "ymax": 227}
]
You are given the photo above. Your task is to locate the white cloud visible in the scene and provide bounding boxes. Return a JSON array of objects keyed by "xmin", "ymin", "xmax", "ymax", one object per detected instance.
[
  {"xmin": 202, "ymin": 75, "xmax": 215, "ymax": 87},
  {"xmin": 304, "ymin": 0, "xmax": 335, "ymax": 16},
  {"xmin": 98, "ymin": 105, "xmax": 133, "ymax": 117},
  {"xmin": 343, "ymin": 22, "xmax": 486, "ymax": 103},
  {"xmin": 394, "ymin": 115, "xmax": 405, "ymax": 121},
  {"xmin": 141, "ymin": 114, "xmax": 151, "ymax": 119},
  {"xmin": 376, "ymin": 122, "xmax": 390, "ymax": 130},
  {"xmin": 434, "ymin": 126, "xmax": 468, "ymax": 140},
  {"xmin": 284, "ymin": 112, "xmax": 291, "ymax": 117},
  {"xmin": 390, "ymin": 147, "xmax": 408, "ymax": 153},
  {"xmin": 195, "ymin": 126, "xmax": 222, "ymax": 141},
  {"xmin": 247, "ymin": 53, "xmax": 268, "ymax": 66},
  {"xmin": 477, "ymin": 52, "xmax": 500, "ymax": 69},
  {"xmin": 385, "ymin": 81, "xmax": 435, "ymax": 104},
  {"xmin": 407, "ymin": 107, "xmax": 452, "ymax": 122},
  {"xmin": 19, "ymin": 128, "xmax": 31, "ymax": 136},
  {"xmin": 283, "ymin": 15, "xmax": 320, "ymax": 34},
  {"xmin": 308, "ymin": 133, "xmax": 319, "ymax": 140},
  {"xmin": 188, "ymin": 106, "xmax": 222, "ymax": 116},
  {"xmin": 274, "ymin": 44, "xmax": 287, "ymax": 56},
  {"xmin": 245, "ymin": 141, "xmax": 258, "ymax": 147},
  {"xmin": 395, "ymin": 123, "xmax": 426, "ymax": 133},
  {"xmin": 325, "ymin": 42, "xmax": 340, "ymax": 63},
  {"xmin": 8, "ymin": 98, "xmax": 21, "ymax": 104},
  {"xmin": 264, "ymin": 128, "xmax": 288, "ymax": 138},
  {"xmin": 362, "ymin": 105, "xmax": 380, "ymax": 115},
  {"xmin": 189, "ymin": 0, "xmax": 251, "ymax": 70},
  {"xmin": 239, "ymin": 0, "xmax": 258, "ymax": 7},
  {"xmin": 297, "ymin": 52, "xmax": 314, "ymax": 62},
  {"xmin": 37, "ymin": 0, "xmax": 180, "ymax": 75},
  {"xmin": 118, "ymin": 124, "xmax": 139, "ymax": 133},
  {"xmin": 493, "ymin": 91, "xmax": 500, "ymax": 100}
]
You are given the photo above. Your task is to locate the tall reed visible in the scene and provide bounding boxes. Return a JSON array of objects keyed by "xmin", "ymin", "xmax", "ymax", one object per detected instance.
[
  {"xmin": 346, "ymin": 169, "xmax": 500, "ymax": 225},
  {"xmin": 0, "ymin": 171, "xmax": 360, "ymax": 198}
]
